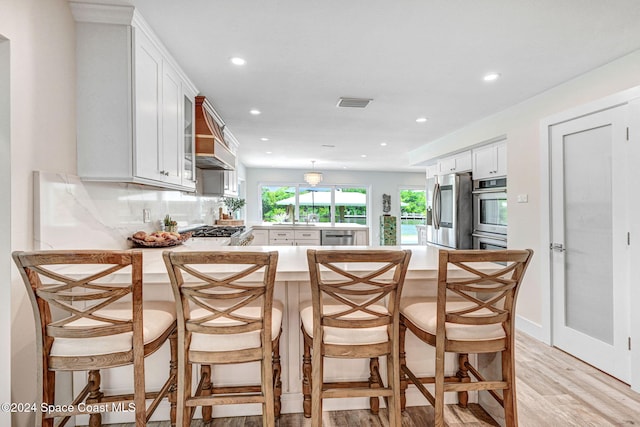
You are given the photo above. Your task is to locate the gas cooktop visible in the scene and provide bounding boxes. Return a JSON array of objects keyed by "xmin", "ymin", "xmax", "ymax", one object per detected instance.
[{"xmin": 191, "ymin": 226, "xmax": 245, "ymax": 238}]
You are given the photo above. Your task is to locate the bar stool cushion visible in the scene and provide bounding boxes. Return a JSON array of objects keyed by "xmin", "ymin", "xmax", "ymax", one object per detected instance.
[
  {"xmin": 50, "ymin": 301, "xmax": 177, "ymax": 357},
  {"xmin": 400, "ymin": 297, "xmax": 506, "ymax": 341},
  {"xmin": 299, "ymin": 300, "xmax": 390, "ymax": 345},
  {"xmin": 189, "ymin": 300, "xmax": 284, "ymax": 352}
]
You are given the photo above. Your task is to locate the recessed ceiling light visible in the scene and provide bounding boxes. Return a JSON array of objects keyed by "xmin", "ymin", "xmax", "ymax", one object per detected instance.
[
  {"xmin": 380, "ymin": 142, "xmax": 387, "ymax": 146},
  {"xmin": 361, "ymin": 154, "xmax": 367, "ymax": 158},
  {"xmin": 483, "ymin": 72, "xmax": 501, "ymax": 82},
  {"xmin": 416, "ymin": 117, "xmax": 428, "ymax": 123},
  {"xmin": 266, "ymin": 151, "xmax": 272, "ymax": 154},
  {"xmin": 250, "ymin": 109, "xmax": 261, "ymax": 115},
  {"xmin": 230, "ymin": 57, "xmax": 246, "ymax": 66},
  {"xmin": 260, "ymin": 137, "xmax": 269, "ymax": 141}
]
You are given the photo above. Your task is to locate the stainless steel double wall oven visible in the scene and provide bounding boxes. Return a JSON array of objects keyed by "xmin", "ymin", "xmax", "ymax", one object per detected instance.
[{"xmin": 472, "ymin": 177, "xmax": 507, "ymax": 250}]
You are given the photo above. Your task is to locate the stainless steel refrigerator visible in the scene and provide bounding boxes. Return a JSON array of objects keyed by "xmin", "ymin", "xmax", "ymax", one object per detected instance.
[{"xmin": 426, "ymin": 172, "xmax": 473, "ymax": 249}]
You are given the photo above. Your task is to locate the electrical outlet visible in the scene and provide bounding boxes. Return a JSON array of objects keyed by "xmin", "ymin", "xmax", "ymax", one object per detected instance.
[
  {"xmin": 517, "ymin": 194, "xmax": 528, "ymax": 203},
  {"xmin": 143, "ymin": 209, "xmax": 151, "ymax": 223}
]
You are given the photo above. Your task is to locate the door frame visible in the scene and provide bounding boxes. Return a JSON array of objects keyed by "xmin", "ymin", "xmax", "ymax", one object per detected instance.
[{"xmin": 540, "ymin": 85, "xmax": 640, "ymax": 392}]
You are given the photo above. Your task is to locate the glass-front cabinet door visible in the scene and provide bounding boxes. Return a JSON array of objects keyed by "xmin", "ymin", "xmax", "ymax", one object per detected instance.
[{"xmin": 182, "ymin": 87, "xmax": 197, "ymax": 189}]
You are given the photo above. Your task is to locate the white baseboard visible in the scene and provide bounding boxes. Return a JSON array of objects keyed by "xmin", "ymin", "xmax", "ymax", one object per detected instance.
[{"xmin": 515, "ymin": 315, "xmax": 548, "ymax": 344}]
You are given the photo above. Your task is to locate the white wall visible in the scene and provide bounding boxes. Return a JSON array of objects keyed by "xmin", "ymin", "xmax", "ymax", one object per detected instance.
[
  {"xmin": 0, "ymin": 0, "xmax": 77, "ymax": 425},
  {"xmin": 246, "ymin": 167, "xmax": 425, "ymax": 245},
  {"xmin": 0, "ymin": 35, "xmax": 11, "ymax": 427},
  {"xmin": 409, "ymin": 48, "xmax": 640, "ymax": 341}
]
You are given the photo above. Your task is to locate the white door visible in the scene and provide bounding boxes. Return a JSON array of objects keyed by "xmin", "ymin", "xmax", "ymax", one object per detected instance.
[{"xmin": 550, "ymin": 105, "xmax": 630, "ymax": 382}]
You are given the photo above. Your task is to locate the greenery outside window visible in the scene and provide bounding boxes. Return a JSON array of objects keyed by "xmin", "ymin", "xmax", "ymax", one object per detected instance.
[
  {"xmin": 261, "ymin": 185, "xmax": 296, "ymax": 223},
  {"xmin": 260, "ymin": 184, "xmax": 369, "ymax": 225},
  {"xmin": 399, "ymin": 188, "xmax": 426, "ymax": 244}
]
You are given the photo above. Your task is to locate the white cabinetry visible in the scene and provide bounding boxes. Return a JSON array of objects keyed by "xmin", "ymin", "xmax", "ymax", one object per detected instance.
[
  {"xmin": 294, "ymin": 230, "xmax": 321, "ymax": 246},
  {"xmin": 354, "ymin": 230, "xmax": 369, "ymax": 246},
  {"xmin": 437, "ymin": 151, "xmax": 472, "ymax": 174},
  {"xmin": 269, "ymin": 229, "xmax": 295, "ymax": 246},
  {"xmin": 72, "ymin": 4, "xmax": 198, "ymax": 192},
  {"xmin": 251, "ymin": 229, "xmax": 269, "ymax": 246},
  {"xmin": 425, "ymin": 164, "xmax": 439, "ymax": 179},
  {"xmin": 472, "ymin": 141, "xmax": 507, "ymax": 180},
  {"xmin": 259, "ymin": 227, "xmax": 368, "ymax": 246}
]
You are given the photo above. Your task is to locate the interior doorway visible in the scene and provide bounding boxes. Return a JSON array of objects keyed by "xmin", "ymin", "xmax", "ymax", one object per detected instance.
[{"xmin": 549, "ymin": 105, "xmax": 630, "ymax": 382}]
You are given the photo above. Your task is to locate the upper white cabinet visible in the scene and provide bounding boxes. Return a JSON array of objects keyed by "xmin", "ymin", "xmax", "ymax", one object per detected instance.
[
  {"xmin": 72, "ymin": 3, "xmax": 198, "ymax": 192},
  {"xmin": 425, "ymin": 164, "xmax": 439, "ymax": 179},
  {"xmin": 437, "ymin": 150, "xmax": 472, "ymax": 175},
  {"xmin": 472, "ymin": 141, "xmax": 507, "ymax": 180}
]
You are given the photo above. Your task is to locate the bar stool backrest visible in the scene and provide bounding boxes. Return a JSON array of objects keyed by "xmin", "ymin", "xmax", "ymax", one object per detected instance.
[{"xmin": 13, "ymin": 250, "xmax": 143, "ymax": 369}]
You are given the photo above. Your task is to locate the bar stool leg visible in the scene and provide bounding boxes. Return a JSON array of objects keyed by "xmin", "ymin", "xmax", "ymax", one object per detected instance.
[
  {"xmin": 302, "ymin": 336, "xmax": 312, "ymax": 418},
  {"xmin": 41, "ymin": 356, "xmax": 55, "ymax": 427},
  {"xmin": 456, "ymin": 353, "xmax": 470, "ymax": 407},
  {"xmin": 369, "ymin": 357, "xmax": 380, "ymax": 414},
  {"xmin": 169, "ymin": 330, "xmax": 178, "ymax": 426},
  {"xmin": 272, "ymin": 333, "xmax": 282, "ymax": 417},
  {"xmin": 201, "ymin": 365, "xmax": 212, "ymax": 424},
  {"xmin": 502, "ymin": 348, "xmax": 518, "ymax": 427},
  {"xmin": 87, "ymin": 370, "xmax": 103, "ymax": 427},
  {"xmin": 399, "ymin": 320, "xmax": 407, "ymax": 411}
]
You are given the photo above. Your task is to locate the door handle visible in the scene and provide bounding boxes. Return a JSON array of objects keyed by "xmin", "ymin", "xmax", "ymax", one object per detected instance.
[
  {"xmin": 550, "ymin": 243, "xmax": 566, "ymax": 252},
  {"xmin": 433, "ymin": 183, "xmax": 441, "ymax": 230}
]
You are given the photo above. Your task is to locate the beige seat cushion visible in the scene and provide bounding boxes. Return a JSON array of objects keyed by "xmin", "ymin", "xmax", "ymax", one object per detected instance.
[
  {"xmin": 50, "ymin": 301, "xmax": 176, "ymax": 357},
  {"xmin": 299, "ymin": 300, "xmax": 390, "ymax": 345},
  {"xmin": 189, "ymin": 300, "xmax": 284, "ymax": 352},
  {"xmin": 400, "ymin": 297, "xmax": 505, "ymax": 341}
]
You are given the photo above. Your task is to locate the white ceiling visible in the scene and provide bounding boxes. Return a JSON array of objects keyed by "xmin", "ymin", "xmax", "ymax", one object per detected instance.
[{"xmin": 111, "ymin": 0, "xmax": 640, "ymax": 172}]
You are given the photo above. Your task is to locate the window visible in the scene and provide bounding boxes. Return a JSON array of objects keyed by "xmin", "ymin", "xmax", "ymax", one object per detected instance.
[
  {"xmin": 260, "ymin": 184, "xmax": 369, "ymax": 225},
  {"xmin": 261, "ymin": 185, "xmax": 296, "ymax": 223},
  {"xmin": 399, "ymin": 188, "xmax": 426, "ymax": 245},
  {"xmin": 298, "ymin": 186, "xmax": 331, "ymax": 223},
  {"xmin": 334, "ymin": 186, "xmax": 367, "ymax": 225}
]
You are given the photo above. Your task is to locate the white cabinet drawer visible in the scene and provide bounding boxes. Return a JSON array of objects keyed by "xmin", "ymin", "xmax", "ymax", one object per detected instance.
[
  {"xmin": 294, "ymin": 230, "xmax": 320, "ymax": 240},
  {"xmin": 269, "ymin": 230, "xmax": 294, "ymax": 240}
]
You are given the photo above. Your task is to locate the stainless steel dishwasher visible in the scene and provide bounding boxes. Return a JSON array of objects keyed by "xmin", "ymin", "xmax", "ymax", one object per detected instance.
[{"xmin": 321, "ymin": 230, "xmax": 355, "ymax": 246}]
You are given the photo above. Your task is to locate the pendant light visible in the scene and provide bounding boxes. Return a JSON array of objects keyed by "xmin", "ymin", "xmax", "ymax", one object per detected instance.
[{"xmin": 304, "ymin": 160, "xmax": 323, "ymax": 186}]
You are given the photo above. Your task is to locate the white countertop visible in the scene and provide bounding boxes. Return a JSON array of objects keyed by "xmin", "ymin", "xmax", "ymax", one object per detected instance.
[{"xmin": 140, "ymin": 244, "xmax": 439, "ymax": 283}]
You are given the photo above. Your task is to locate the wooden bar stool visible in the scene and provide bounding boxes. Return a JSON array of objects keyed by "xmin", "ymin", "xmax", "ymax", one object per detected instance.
[
  {"xmin": 399, "ymin": 249, "xmax": 533, "ymax": 427},
  {"xmin": 163, "ymin": 251, "xmax": 282, "ymax": 427},
  {"xmin": 301, "ymin": 249, "xmax": 412, "ymax": 427},
  {"xmin": 12, "ymin": 250, "xmax": 178, "ymax": 427}
]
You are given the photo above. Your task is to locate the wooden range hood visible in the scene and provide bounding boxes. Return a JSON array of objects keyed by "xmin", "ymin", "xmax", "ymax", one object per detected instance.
[{"xmin": 195, "ymin": 96, "xmax": 236, "ymax": 170}]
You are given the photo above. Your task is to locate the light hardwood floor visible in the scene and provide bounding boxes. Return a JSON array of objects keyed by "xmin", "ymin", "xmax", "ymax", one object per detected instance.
[{"xmin": 105, "ymin": 332, "xmax": 640, "ymax": 426}]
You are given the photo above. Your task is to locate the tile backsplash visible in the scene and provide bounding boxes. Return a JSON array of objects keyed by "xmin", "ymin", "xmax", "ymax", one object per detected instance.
[{"xmin": 34, "ymin": 171, "xmax": 223, "ymax": 250}]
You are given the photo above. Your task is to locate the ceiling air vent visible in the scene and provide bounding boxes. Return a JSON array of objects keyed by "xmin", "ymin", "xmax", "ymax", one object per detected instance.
[{"xmin": 336, "ymin": 97, "xmax": 373, "ymax": 108}]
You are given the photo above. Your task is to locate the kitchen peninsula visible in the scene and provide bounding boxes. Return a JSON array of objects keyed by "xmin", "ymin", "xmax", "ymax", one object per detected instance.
[
  {"xmin": 60, "ymin": 241, "xmax": 501, "ymax": 424},
  {"xmin": 33, "ymin": 173, "xmax": 505, "ymax": 425}
]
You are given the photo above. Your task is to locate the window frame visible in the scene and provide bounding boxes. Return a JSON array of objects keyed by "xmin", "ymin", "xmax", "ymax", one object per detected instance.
[{"xmin": 258, "ymin": 182, "xmax": 371, "ymax": 226}]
